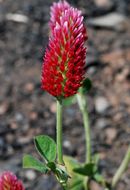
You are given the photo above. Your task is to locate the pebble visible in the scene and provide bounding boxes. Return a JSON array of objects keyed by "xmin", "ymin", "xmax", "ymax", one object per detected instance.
[
  {"xmin": 95, "ymin": 97, "xmax": 109, "ymax": 114},
  {"xmin": 15, "ymin": 113, "xmax": 24, "ymax": 123},
  {"xmin": 25, "ymin": 170, "xmax": 36, "ymax": 181},
  {"xmin": 88, "ymin": 67, "xmax": 97, "ymax": 75},
  {"xmin": 6, "ymin": 13, "xmax": 29, "ymax": 23},
  {"xmin": 65, "ymin": 108, "xmax": 75, "ymax": 116},
  {"xmin": 90, "ymin": 180, "xmax": 103, "ymax": 190},
  {"xmin": 71, "ymin": 127, "xmax": 82, "ymax": 137},
  {"xmin": 63, "ymin": 140, "xmax": 71, "ymax": 148},
  {"xmin": 0, "ymin": 102, "xmax": 9, "ymax": 115},
  {"xmin": 0, "ymin": 122, "xmax": 10, "ymax": 135},
  {"xmin": 9, "ymin": 121, "xmax": 18, "ymax": 129},
  {"xmin": 96, "ymin": 118, "xmax": 109, "ymax": 129},
  {"xmin": 6, "ymin": 145, "xmax": 14, "ymax": 156},
  {"xmin": 29, "ymin": 111, "xmax": 38, "ymax": 121},
  {"xmin": 94, "ymin": 0, "xmax": 113, "ymax": 8},
  {"xmin": 6, "ymin": 134, "xmax": 14, "ymax": 143},
  {"xmin": 87, "ymin": 13, "xmax": 126, "ymax": 30},
  {"xmin": 24, "ymin": 82, "xmax": 34, "ymax": 93},
  {"xmin": 105, "ymin": 128, "xmax": 117, "ymax": 144},
  {"xmin": 50, "ymin": 102, "xmax": 57, "ymax": 113},
  {"xmin": 17, "ymin": 136, "xmax": 31, "ymax": 144},
  {"xmin": 0, "ymin": 138, "xmax": 4, "ymax": 149}
]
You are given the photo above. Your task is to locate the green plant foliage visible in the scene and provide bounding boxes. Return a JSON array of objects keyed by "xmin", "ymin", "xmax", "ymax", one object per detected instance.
[
  {"xmin": 93, "ymin": 154, "xmax": 100, "ymax": 165},
  {"xmin": 80, "ymin": 78, "xmax": 92, "ymax": 94},
  {"xmin": 63, "ymin": 156, "xmax": 84, "ymax": 189},
  {"xmin": 70, "ymin": 181, "xmax": 84, "ymax": 190},
  {"xmin": 62, "ymin": 95, "xmax": 76, "ymax": 106},
  {"xmin": 93, "ymin": 173, "xmax": 106, "ymax": 184},
  {"xmin": 73, "ymin": 163, "xmax": 97, "ymax": 177},
  {"xmin": 55, "ymin": 166, "xmax": 69, "ymax": 184},
  {"xmin": 47, "ymin": 162, "xmax": 56, "ymax": 172},
  {"xmin": 34, "ymin": 135, "xmax": 56, "ymax": 162},
  {"xmin": 23, "ymin": 154, "xmax": 49, "ymax": 173}
]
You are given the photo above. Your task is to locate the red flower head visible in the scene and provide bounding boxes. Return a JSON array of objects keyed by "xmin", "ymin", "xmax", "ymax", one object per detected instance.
[
  {"xmin": 0, "ymin": 171, "xmax": 25, "ymax": 190},
  {"xmin": 41, "ymin": 0, "xmax": 87, "ymax": 98}
]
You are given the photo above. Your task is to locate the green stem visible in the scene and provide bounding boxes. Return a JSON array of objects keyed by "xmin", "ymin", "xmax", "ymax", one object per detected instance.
[
  {"xmin": 83, "ymin": 106, "xmax": 91, "ymax": 163},
  {"xmin": 77, "ymin": 91, "xmax": 91, "ymax": 163},
  {"xmin": 62, "ymin": 184, "xmax": 68, "ymax": 190},
  {"xmin": 83, "ymin": 177, "xmax": 89, "ymax": 190},
  {"xmin": 112, "ymin": 146, "xmax": 130, "ymax": 188},
  {"xmin": 56, "ymin": 100, "xmax": 64, "ymax": 165}
]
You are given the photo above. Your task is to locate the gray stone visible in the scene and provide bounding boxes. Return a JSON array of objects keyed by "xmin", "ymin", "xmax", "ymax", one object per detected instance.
[
  {"xmin": 25, "ymin": 170, "xmax": 36, "ymax": 181},
  {"xmin": 6, "ymin": 13, "xmax": 29, "ymax": 23},
  {"xmin": 87, "ymin": 13, "xmax": 126, "ymax": 29},
  {"xmin": 15, "ymin": 113, "xmax": 24, "ymax": 122},
  {"xmin": 95, "ymin": 97, "xmax": 109, "ymax": 113},
  {"xmin": 63, "ymin": 140, "xmax": 71, "ymax": 148},
  {"xmin": 94, "ymin": 0, "xmax": 114, "ymax": 10},
  {"xmin": 96, "ymin": 118, "xmax": 109, "ymax": 129}
]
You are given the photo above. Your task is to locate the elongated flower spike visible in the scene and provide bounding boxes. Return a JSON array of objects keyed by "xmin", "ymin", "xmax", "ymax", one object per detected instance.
[
  {"xmin": 41, "ymin": 0, "xmax": 87, "ymax": 98},
  {"xmin": 0, "ymin": 171, "xmax": 25, "ymax": 190},
  {"xmin": 50, "ymin": 0, "xmax": 70, "ymax": 31}
]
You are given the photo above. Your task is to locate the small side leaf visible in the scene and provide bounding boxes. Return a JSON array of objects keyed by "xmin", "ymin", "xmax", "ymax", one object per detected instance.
[
  {"xmin": 23, "ymin": 154, "xmax": 48, "ymax": 173},
  {"xmin": 73, "ymin": 163, "xmax": 97, "ymax": 177},
  {"xmin": 80, "ymin": 78, "xmax": 92, "ymax": 94},
  {"xmin": 93, "ymin": 173, "xmax": 106, "ymax": 185},
  {"xmin": 93, "ymin": 154, "xmax": 100, "ymax": 165},
  {"xmin": 34, "ymin": 135, "xmax": 56, "ymax": 162},
  {"xmin": 63, "ymin": 156, "xmax": 84, "ymax": 189},
  {"xmin": 62, "ymin": 95, "xmax": 76, "ymax": 106}
]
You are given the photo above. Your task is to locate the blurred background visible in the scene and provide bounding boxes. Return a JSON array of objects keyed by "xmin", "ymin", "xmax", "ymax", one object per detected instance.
[{"xmin": 0, "ymin": 0, "xmax": 130, "ymax": 189}]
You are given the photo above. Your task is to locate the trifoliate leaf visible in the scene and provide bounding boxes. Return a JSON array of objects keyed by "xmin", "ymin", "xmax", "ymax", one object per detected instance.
[
  {"xmin": 34, "ymin": 135, "xmax": 56, "ymax": 162},
  {"xmin": 23, "ymin": 154, "xmax": 48, "ymax": 173}
]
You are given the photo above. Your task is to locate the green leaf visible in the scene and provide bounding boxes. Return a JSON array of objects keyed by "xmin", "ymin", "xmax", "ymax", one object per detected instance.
[
  {"xmin": 34, "ymin": 135, "xmax": 56, "ymax": 162},
  {"xmin": 23, "ymin": 154, "xmax": 48, "ymax": 173},
  {"xmin": 93, "ymin": 154, "xmax": 100, "ymax": 165},
  {"xmin": 93, "ymin": 173, "xmax": 106, "ymax": 184},
  {"xmin": 63, "ymin": 156, "xmax": 84, "ymax": 189},
  {"xmin": 62, "ymin": 95, "xmax": 76, "ymax": 106},
  {"xmin": 73, "ymin": 163, "xmax": 97, "ymax": 177},
  {"xmin": 80, "ymin": 78, "xmax": 92, "ymax": 94},
  {"xmin": 70, "ymin": 180, "xmax": 84, "ymax": 190},
  {"xmin": 63, "ymin": 156, "xmax": 81, "ymax": 177}
]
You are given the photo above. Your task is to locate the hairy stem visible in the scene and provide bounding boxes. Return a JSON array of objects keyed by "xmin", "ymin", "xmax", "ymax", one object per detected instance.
[
  {"xmin": 56, "ymin": 100, "xmax": 64, "ymax": 165},
  {"xmin": 77, "ymin": 91, "xmax": 91, "ymax": 163},
  {"xmin": 77, "ymin": 89, "xmax": 91, "ymax": 190},
  {"xmin": 112, "ymin": 146, "xmax": 130, "ymax": 188}
]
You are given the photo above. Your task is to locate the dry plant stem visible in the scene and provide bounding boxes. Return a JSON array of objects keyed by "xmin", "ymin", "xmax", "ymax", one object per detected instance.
[
  {"xmin": 56, "ymin": 100, "xmax": 64, "ymax": 165},
  {"xmin": 77, "ymin": 92, "xmax": 91, "ymax": 163},
  {"xmin": 112, "ymin": 146, "xmax": 130, "ymax": 188}
]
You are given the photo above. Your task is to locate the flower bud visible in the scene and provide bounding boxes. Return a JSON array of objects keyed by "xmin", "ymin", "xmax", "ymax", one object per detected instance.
[{"xmin": 0, "ymin": 171, "xmax": 25, "ymax": 190}]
